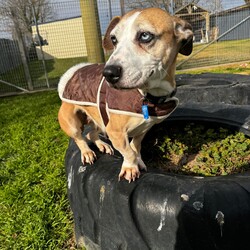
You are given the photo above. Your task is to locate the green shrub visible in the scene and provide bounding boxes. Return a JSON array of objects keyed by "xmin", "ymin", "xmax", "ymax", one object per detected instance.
[{"xmin": 143, "ymin": 122, "xmax": 250, "ymax": 176}]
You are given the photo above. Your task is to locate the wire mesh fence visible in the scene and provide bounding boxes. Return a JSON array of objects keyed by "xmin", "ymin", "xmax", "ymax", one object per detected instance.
[
  {"xmin": 0, "ymin": 0, "xmax": 249, "ymax": 95},
  {"xmin": 176, "ymin": 1, "xmax": 250, "ymax": 69}
]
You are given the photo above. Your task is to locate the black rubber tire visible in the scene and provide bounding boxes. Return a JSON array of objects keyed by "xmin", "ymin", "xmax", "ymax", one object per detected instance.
[{"xmin": 65, "ymin": 74, "xmax": 250, "ymax": 250}]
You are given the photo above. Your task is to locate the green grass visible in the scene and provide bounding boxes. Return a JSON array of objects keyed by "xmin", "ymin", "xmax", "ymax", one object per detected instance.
[
  {"xmin": 46, "ymin": 57, "xmax": 88, "ymax": 80},
  {"xmin": 177, "ymin": 61, "xmax": 250, "ymax": 75},
  {"xmin": 0, "ymin": 57, "xmax": 88, "ymax": 91},
  {"xmin": 177, "ymin": 38, "xmax": 250, "ymax": 70},
  {"xmin": 0, "ymin": 91, "xmax": 75, "ymax": 249}
]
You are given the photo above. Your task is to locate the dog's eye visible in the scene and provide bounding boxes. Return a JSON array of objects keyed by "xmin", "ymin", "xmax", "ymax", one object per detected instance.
[
  {"xmin": 138, "ymin": 32, "xmax": 155, "ymax": 43},
  {"xmin": 110, "ymin": 35, "xmax": 118, "ymax": 46}
]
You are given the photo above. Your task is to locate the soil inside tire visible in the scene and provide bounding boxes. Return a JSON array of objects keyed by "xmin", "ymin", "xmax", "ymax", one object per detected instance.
[{"xmin": 141, "ymin": 121, "xmax": 250, "ymax": 176}]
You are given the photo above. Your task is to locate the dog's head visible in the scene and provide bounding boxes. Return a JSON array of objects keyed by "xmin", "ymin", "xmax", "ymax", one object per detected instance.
[{"xmin": 102, "ymin": 8, "xmax": 193, "ymax": 94}]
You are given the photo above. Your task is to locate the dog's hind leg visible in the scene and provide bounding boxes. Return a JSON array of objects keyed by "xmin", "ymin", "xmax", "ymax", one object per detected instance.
[
  {"xmin": 86, "ymin": 125, "xmax": 114, "ymax": 155},
  {"xmin": 58, "ymin": 102, "xmax": 96, "ymax": 164}
]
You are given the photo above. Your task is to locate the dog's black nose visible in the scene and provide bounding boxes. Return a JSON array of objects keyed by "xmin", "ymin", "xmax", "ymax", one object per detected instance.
[{"xmin": 103, "ymin": 65, "xmax": 122, "ymax": 84}]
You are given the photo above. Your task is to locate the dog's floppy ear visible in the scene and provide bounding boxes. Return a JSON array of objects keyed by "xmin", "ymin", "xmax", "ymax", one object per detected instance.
[
  {"xmin": 102, "ymin": 16, "xmax": 121, "ymax": 51},
  {"xmin": 174, "ymin": 17, "xmax": 193, "ymax": 56}
]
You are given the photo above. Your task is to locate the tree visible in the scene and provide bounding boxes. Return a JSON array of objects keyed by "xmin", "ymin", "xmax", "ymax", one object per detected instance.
[
  {"xmin": 126, "ymin": 0, "xmax": 170, "ymax": 11},
  {"xmin": 0, "ymin": 0, "xmax": 55, "ymax": 90},
  {"xmin": 200, "ymin": 0, "xmax": 223, "ymax": 13},
  {"xmin": 174, "ymin": 0, "xmax": 199, "ymax": 11},
  {"xmin": 0, "ymin": 0, "xmax": 54, "ymax": 34},
  {"xmin": 125, "ymin": 0, "xmax": 223, "ymax": 13},
  {"xmin": 0, "ymin": 0, "xmax": 55, "ymax": 55},
  {"xmin": 125, "ymin": 0, "xmax": 200, "ymax": 13}
]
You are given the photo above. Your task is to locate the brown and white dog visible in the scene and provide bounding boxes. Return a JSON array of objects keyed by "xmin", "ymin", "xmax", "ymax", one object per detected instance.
[{"xmin": 58, "ymin": 8, "xmax": 193, "ymax": 182}]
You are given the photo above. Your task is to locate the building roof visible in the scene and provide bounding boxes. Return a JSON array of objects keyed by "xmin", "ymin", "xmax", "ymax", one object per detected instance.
[
  {"xmin": 211, "ymin": 4, "xmax": 250, "ymax": 17},
  {"xmin": 175, "ymin": 3, "xmax": 210, "ymax": 15}
]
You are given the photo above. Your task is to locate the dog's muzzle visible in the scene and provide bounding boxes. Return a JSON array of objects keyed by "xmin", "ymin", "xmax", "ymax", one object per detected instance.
[{"xmin": 103, "ymin": 65, "xmax": 122, "ymax": 85}]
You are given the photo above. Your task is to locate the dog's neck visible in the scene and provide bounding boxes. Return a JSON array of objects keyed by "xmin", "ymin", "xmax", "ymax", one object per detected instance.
[
  {"xmin": 140, "ymin": 63, "xmax": 176, "ymax": 97},
  {"xmin": 139, "ymin": 73, "xmax": 176, "ymax": 97},
  {"xmin": 143, "ymin": 79, "xmax": 175, "ymax": 96}
]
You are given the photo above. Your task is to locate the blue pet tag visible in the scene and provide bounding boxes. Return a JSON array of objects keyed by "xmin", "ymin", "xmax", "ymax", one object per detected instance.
[{"xmin": 142, "ymin": 104, "xmax": 149, "ymax": 120}]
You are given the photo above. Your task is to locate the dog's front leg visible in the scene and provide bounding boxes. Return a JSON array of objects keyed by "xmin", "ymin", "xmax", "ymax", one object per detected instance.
[
  {"xmin": 106, "ymin": 121, "xmax": 139, "ymax": 182},
  {"xmin": 130, "ymin": 133, "xmax": 147, "ymax": 171},
  {"xmin": 86, "ymin": 124, "xmax": 114, "ymax": 155}
]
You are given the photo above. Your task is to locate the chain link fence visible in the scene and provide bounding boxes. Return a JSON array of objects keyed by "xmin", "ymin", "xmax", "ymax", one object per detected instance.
[{"xmin": 0, "ymin": 0, "xmax": 249, "ymax": 95}]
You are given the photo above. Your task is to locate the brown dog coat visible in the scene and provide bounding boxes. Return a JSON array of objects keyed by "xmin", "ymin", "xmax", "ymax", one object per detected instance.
[{"xmin": 59, "ymin": 64, "xmax": 178, "ymax": 127}]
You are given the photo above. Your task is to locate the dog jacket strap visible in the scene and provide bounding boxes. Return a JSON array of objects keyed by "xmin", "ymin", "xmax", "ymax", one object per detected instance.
[{"xmin": 98, "ymin": 78, "xmax": 109, "ymax": 127}]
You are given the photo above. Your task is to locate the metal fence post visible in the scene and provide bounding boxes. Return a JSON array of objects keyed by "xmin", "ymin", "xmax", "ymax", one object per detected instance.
[
  {"xmin": 79, "ymin": 0, "xmax": 105, "ymax": 63},
  {"xmin": 11, "ymin": 10, "xmax": 33, "ymax": 91},
  {"xmin": 120, "ymin": 0, "xmax": 125, "ymax": 15},
  {"xmin": 31, "ymin": 5, "xmax": 50, "ymax": 88}
]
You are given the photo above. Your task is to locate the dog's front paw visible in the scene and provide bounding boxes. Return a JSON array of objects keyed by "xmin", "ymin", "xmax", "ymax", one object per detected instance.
[
  {"xmin": 119, "ymin": 165, "xmax": 140, "ymax": 183},
  {"xmin": 81, "ymin": 149, "xmax": 96, "ymax": 165},
  {"xmin": 95, "ymin": 140, "xmax": 114, "ymax": 155}
]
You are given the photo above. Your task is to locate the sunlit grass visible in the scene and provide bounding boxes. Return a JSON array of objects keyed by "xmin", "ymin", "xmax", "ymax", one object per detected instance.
[
  {"xmin": 177, "ymin": 61, "xmax": 250, "ymax": 74},
  {"xmin": 177, "ymin": 38, "xmax": 250, "ymax": 69},
  {"xmin": 0, "ymin": 91, "xmax": 76, "ymax": 249}
]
